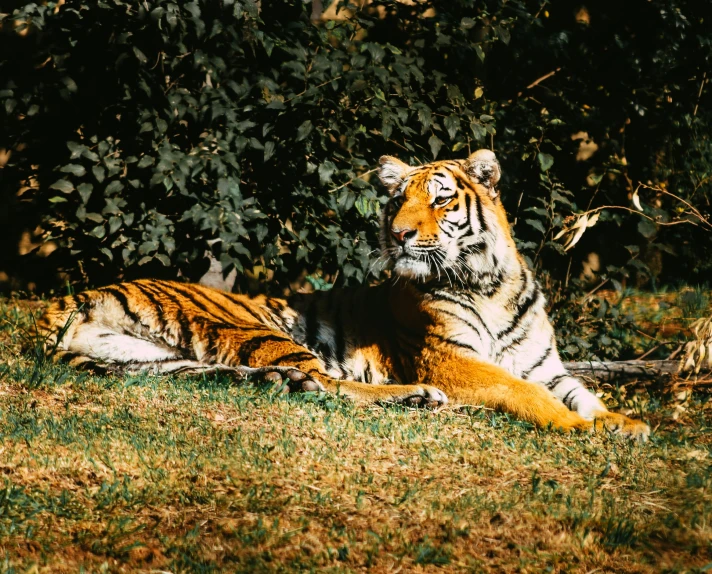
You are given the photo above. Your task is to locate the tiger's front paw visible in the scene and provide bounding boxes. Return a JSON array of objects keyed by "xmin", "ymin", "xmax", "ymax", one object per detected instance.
[
  {"xmin": 258, "ymin": 368, "xmax": 326, "ymax": 394},
  {"xmin": 390, "ymin": 385, "xmax": 449, "ymax": 408},
  {"xmin": 593, "ymin": 411, "xmax": 650, "ymax": 442}
]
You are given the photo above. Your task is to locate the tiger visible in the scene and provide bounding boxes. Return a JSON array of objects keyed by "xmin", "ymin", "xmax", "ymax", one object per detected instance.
[{"xmin": 35, "ymin": 149, "xmax": 650, "ymax": 440}]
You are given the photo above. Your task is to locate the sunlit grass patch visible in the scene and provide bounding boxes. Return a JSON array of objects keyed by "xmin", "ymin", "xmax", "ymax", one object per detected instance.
[{"xmin": 0, "ymin": 299, "xmax": 711, "ymax": 573}]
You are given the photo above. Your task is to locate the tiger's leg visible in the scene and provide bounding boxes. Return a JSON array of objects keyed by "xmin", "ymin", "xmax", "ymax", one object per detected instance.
[
  {"xmin": 523, "ymin": 349, "xmax": 650, "ymax": 440},
  {"xmin": 419, "ymin": 356, "xmax": 649, "ymax": 440},
  {"xmin": 197, "ymin": 325, "xmax": 448, "ymax": 406}
]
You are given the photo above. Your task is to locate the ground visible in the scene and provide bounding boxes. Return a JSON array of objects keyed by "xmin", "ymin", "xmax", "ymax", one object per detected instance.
[{"xmin": 0, "ymin": 298, "xmax": 711, "ymax": 573}]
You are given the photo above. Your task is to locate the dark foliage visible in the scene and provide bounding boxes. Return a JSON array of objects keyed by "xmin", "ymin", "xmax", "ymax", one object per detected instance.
[{"xmin": 0, "ymin": 0, "xmax": 711, "ymax": 358}]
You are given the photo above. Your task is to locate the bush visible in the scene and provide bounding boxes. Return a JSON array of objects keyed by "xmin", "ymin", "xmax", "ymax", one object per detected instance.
[{"xmin": 0, "ymin": 0, "xmax": 710, "ymax": 301}]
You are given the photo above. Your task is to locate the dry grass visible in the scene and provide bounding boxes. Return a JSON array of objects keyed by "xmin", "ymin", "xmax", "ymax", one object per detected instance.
[{"xmin": 0, "ymin": 298, "xmax": 711, "ymax": 573}]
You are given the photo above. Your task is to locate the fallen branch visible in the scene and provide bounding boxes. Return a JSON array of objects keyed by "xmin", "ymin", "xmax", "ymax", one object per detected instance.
[{"xmin": 563, "ymin": 360, "xmax": 681, "ymax": 382}]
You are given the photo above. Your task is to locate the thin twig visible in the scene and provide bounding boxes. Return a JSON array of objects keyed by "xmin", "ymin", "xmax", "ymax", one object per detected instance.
[
  {"xmin": 693, "ymin": 71, "xmax": 707, "ymax": 117},
  {"xmin": 582, "ymin": 278, "xmax": 608, "ymax": 302},
  {"xmin": 527, "ymin": 68, "xmax": 561, "ymax": 90},
  {"xmin": 577, "ymin": 204, "xmax": 709, "ymax": 231},
  {"xmin": 283, "ymin": 76, "xmax": 343, "ymax": 104},
  {"xmin": 328, "ymin": 168, "xmax": 377, "ymax": 193},
  {"xmin": 636, "ymin": 183, "xmax": 712, "ymax": 231}
]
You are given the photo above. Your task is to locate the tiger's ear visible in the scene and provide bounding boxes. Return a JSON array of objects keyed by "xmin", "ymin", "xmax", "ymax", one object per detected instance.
[
  {"xmin": 378, "ymin": 155, "xmax": 413, "ymax": 194},
  {"xmin": 465, "ymin": 149, "xmax": 501, "ymax": 198}
]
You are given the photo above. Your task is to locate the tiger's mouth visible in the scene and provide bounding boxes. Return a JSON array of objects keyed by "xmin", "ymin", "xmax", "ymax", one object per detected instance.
[{"xmin": 390, "ymin": 245, "xmax": 441, "ymax": 281}]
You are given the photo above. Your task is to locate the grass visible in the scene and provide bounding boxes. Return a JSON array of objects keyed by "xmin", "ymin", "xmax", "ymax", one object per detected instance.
[{"xmin": 0, "ymin": 298, "xmax": 711, "ymax": 573}]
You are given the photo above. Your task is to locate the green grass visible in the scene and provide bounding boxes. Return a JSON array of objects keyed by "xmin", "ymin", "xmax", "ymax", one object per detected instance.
[{"xmin": 0, "ymin": 299, "xmax": 711, "ymax": 573}]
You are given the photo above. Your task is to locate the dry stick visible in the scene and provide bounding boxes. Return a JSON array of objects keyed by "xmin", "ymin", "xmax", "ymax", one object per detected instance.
[
  {"xmin": 693, "ymin": 71, "xmax": 707, "ymax": 117},
  {"xmin": 526, "ymin": 68, "xmax": 561, "ymax": 90},
  {"xmin": 563, "ymin": 360, "xmax": 682, "ymax": 381},
  {"xmin": 328, "ymin": 168, "xmax": 378, "ymax": 194},
  {"xmin": 283, "ymin": 76, "xmax": 343, "ymax": 104},
  {"xmin": 636, "ymin": 183, "xmax": 712, "ymax": 232},
  {"xmin": 563, "ymin": 360, "xmax": 710, "ymax": 381},
  {"xmin": 579, "ymin": 204, "xmax": 708, "ymax": 230}
]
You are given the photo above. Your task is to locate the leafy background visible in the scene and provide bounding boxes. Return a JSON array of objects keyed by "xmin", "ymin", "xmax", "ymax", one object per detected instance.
[{"xmin": 0, "ymin": 0, "xmax": 710, "ymax": 361}]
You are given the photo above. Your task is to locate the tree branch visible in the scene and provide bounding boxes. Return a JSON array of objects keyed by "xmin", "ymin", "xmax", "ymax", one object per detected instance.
[{"xmin": 563, "ymin": 360, "xmax": 683, "ymax": 381}]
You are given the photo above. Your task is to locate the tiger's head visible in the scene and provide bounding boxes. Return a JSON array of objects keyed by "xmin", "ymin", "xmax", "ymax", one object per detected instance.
[{"xmin": 378, "ymin": 150, "xmax": 517, "ymax": 286}]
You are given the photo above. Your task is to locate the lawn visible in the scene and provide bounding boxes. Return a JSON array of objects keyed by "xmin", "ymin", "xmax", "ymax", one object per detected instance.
[{"xmin": 0, "ymin": 298, "xmax": 711, "ymax": 573}]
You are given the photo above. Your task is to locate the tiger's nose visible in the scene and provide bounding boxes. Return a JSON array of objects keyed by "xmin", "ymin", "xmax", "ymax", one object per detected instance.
[{"xmin": 391, "ymin": 228, "xmax": 417, "ymax": 245}]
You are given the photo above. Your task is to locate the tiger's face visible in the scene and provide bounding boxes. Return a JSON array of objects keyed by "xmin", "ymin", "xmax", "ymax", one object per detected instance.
[{"xmin": 378, "ymin": 150, "xmax": 508, "ymax": 283}]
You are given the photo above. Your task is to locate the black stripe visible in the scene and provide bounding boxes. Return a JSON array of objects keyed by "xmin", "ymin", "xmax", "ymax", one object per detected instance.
[
  {"xmin": 562, "ymin": 388, "xmax": 577, "ymax": 409},
  {"xmin": 237, "ymin": 334, "xmax": 292, "ymax": 364},
  {"xmin": 461, "ymin": 240, "xmax": 488, "ymax": 255},
  {"xmin": 481, "ymin": 273, "xmax": 505, "ymax": 298},
  {"xmin": 214, "ymin": 290, "xmax": 266, "ymax": 324},
  {"xmin": 132, "ymin": 282, "xmax": 168, "ymax": 327},
  {"xmin": 436, "ymin": 308, "xmax": 485, "ymax": 340},
  {"xmin": 453, "ymin": 173, "xmax": 469, "ymax": 190},
  {"xmin": 496, "ymin": 327, "xmax": 529, "ymax": 359},
  {"xmin": 305, "ymin": 301, "xmax": 319, "ymax": 350},
  {"xmin": 364, "ymin": 360, "xmax": 372, "ymax": 384},
  {"xmin": 428, "ymin": 332, "xmax": 480, "ymax": 354},
  {"xmin": 546, "ymin": 374, "xmax": 569, "ymax": 390},
  {"xmin": 334, "ymin": 304, "xmax": 346, "ymax": 368},
  {"xmin": 521, "ymin": 345, "xmax": 553, "ymax": 380},
  {"xmin": 438, "ymin": 222, "xmax": 455, "ymax": 238},
  {"xmin": 465, "ymin": 193, "xmax": 472, "ymax": 226},
  {"xmin": 159, "ymin": 282, "xmax": 226, "ymax": 323},
  {"xmin": 267, "ymin": 299, "xmax": 286, "ymax": 314},
  {"xmin": 141, "ymin": 282, "xmax": 194, "ymax": 352},
  {"xmin": 474, "ymin": 191, "xmax": 488, "ymax": 233},
  {"xmin": 169, "ymin": 282, "xmax": 249, "ymax": 324},
  {"xmin": 102, "ymin": 286, "xmax": 142, "ymax": 325},
  {"xmin": 431, "ymin": 291, "xmax": 494, "ymax": 338},
  {"xmin": 497, "ymin": 289, "xmax": 539, "ymax": 339},
  {"xmin": 272, "ymin": 351, "xmax": 317, "ymax": 365}
]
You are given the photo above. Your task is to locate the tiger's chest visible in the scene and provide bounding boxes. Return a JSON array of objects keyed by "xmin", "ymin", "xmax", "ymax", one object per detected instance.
[{"xmin": 420, "ymin": 288, "xmax": 551, "ymax": 378}]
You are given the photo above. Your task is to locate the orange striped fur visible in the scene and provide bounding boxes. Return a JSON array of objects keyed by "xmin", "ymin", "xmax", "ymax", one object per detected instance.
[{"xmin": 36, "ymin": 150, "xmax": 649, "ymax": 440}]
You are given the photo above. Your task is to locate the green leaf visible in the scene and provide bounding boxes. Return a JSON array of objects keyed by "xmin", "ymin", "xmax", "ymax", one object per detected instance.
[
  {"xmin": 92, "ymin": 165, "xmax": 105, "ymax": 183},
  {"xmin": 296, "ymin": 120, "xmax": 313, "ymax": 142},
  {"xmin": 460, "ymin": 17, "xmax": 476, "ymax": 30},
  {"xmin": 108, "ymin": 216, "xmax": 122, "ymax": 234},
  {"xmin": 48, "ymin": 196, "xmax": 68, "ymax": 203},
  {"xmin": 537, "ymin": 153, "xmax": 554, "ymax": 172},
  {"xmin": 91, "ymin": 225, "xmax": 106, "ymax": 239},
  {"xmin": 49, "ymin": 179, "xmax": 74, "ymax": 194},
  {"xmin": 60, "ymin": 164, "xmax": 86, "ymax": 177},
  {"xmin": 637, "ymin": 219, "xmax": 657, "ymax": 239},
  {"xmin": 105, "ymin": 180, "xmax": 124, "ymax": 194},
  {"xmin": 67, "ymin": 142, "xmax": 85, "ymax": 159},
  {"xmin": 155, "ymin": 253, "xmax": 171, "ymax": 266},
  {"xmin": 428, "ymin": 134, "xmax": 444, "ymax": 159},
  {"xmin": 133, "ymin": 46, "xmax": 148, "ymax": 64},
  {"xmin": 318, "ymin": 161, "xmax": 337, "ymax": 185},
  {"xmin": 470, "ymin": 122, "xmax": 486, "ymax": 141},
  {"xmin": 137, "ymin": 155, "xmax": 154, "ymax": 168},
  {"xmin": 444, "ymin": 115, "xmax": 460, "ymax": 140},
  {"xmin": 525, "ymin": 219, "xmax": 547, "ymax": 235},
  {"xmin": 264, "ymin": 141, "xmax": 275, "ymax": 162},
  {"xmin": 77, "ymin": 183, "xmax": 93, "ymax": 204}
]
